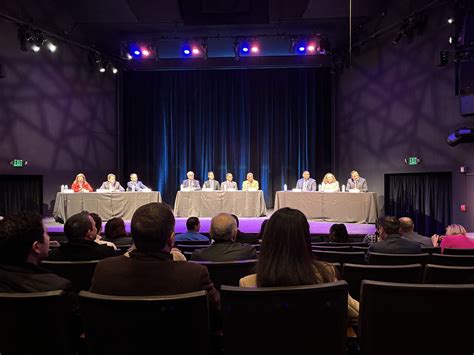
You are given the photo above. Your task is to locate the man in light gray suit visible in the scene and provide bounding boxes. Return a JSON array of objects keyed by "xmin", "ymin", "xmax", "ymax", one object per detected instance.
[
  {"xmin": 181, "ymin": 171, "xmax": 201, "ymax": 190},
  {"xmin": 221, "ymin": 173, "xmax": 238, "ymax": 191},
  {"xmin": 399, "ymin": 217, "xmax": 433, "ymax": 248},
  {"xmin": 203, "ymin": 171, "xmax": 220, "ymax": 190},
  {"xmin": 345, "ymin": 170, "xmax": 368, "ymax": 192},
  {"xmin": 296, "ymin": 171, "xmax": 317, "ymax": 191},
  {"xmin": 99, "ymin": 174, "xmax": 125, "ymax": 192}
]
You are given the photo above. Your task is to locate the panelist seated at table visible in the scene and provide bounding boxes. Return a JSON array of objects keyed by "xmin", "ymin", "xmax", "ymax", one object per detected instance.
[
  {"xmin": 71, "ymin": 173, "xmax": 93, "ymax": 193},
  {"xmin": 242, "ymin": 172, "xmax": 259, "ymax": 191},
  {"xmin": 320, "ymin": 173, "xmax": 340, "ymax": 192},
  {"xmin": 295, "ymin": 170, "xmax": 317, "ymax": 191},
  {"xmin": 345, "ymin": 170, "xmax": 368, "ymax": 192},
  {"xmin": 181, "ymin": 171, "xmax": 201, "ymax": 190},
  {"xmin": 99, "ymin": 174, "xmax": 125, "ymax": 192},
  {"xmin": 127, "ymin": 173, "xmax": 149, "ymax": 192},
  {"xmin": 203, "ymin": 171, "xmax": 220, "ymax": 191},
  {"xmin": 221, "ymin": 173, "xmax": 238, "ymax": 191}
]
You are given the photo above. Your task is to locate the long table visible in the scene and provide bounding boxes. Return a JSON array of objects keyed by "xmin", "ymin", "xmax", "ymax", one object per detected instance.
[
  {"xmin": 174, "ymin": 190, "xmax": 267, "ymax": 217},
  {"xmin": 274, "ymin": 191, "xmax": 378, "ymax": 223},
  {"xmin": 53, "ymin": 191, "xmax": 162, "ymax": 222}
]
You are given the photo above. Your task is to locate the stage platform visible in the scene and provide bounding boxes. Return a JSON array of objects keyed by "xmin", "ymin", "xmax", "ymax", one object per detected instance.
[{"xmin": 44, "ymin": 216, "xmax": 375, "ymax": 236}]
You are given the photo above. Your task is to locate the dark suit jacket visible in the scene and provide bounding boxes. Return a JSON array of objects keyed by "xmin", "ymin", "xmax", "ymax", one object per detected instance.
[
  {"xmin": 47, "ymin": 240, "xmax": 116, "ymax": 261},
  {"xmin": 191, "ymin": 241, "xmax": 257, "ymax": 262},
  {"xmin": 401, "ymin": 232, "xmax": 433, "ymax": 248},
  {"xmin": 235, "ymin": 231, "xmax": 259, "ymax": 245},
  {"xmin": 89, "ymin": 250, "xmax": 219, "ymax": 310},
  {"xmin": 369, "ymin": 234, "xmax": 422, "ymax": 254}
]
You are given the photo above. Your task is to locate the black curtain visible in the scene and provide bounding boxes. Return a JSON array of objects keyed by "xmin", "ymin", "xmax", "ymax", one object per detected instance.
[
  {"xmin": 122, "ymin": 67, "xmax": 332, "ymax": 207},
  {"xmin": 0, "ymin": 175, "xmax": 43, "ymax": 216},
  {"xmin": 384, "ymin": 172, "xmax": 451, "ymax": 236}
]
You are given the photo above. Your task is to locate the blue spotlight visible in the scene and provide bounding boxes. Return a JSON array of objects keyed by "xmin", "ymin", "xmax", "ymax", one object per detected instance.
[
  {"xmin": 298, "ymin": 46, "xmax": 306, "ymax": 52},
  {"xmin": 133, "ymin": 50, "xmax": 141, "ymax": 56},
  {"xmin": 242, "ymin": 46, "xmax": 249, "ymax": 53}
]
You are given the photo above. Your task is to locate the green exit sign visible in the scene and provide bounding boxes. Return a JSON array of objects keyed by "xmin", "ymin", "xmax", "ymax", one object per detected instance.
[
  {"xmin": 405, "ymin": 157, "xmax": 421, "ymax": 165},
  {"xmin": 10, "ymin": 159, "xmax": 28, "ymax": 168}
]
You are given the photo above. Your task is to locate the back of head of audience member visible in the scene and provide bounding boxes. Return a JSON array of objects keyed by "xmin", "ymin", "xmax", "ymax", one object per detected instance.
[
  {"xmin": 231, "ymin": 214, "xmax": 240, "ymax": 229},
  {"xmin": 399, "ymin": 217, "xmax": 415, "ymax": 234},
  {"xmin": 64, "ymin": 212, "xmax": 97, "ymax": 242},
  {"xmin": 131, "ymin": 203, "xmax": 175, "ymax": 253},
  {"xmin": 445, "ymin": 224, "xmax": 467, "ymax": 236},
  {"xmin": 379, "ymin": 216, "xmax": 400, "ymax": 239},
  {"xmin": 329, "ymin": 224, "xmax": 349, "ymax": 243},
  {"xmin": 259, "ymin": 219, "xmax": 268, "ymax": 239},
  {"xmin": 210, "ymin": 213, "xmax": 237, "ymax": 242},
  {"xmin": 257, "ymin": 207, "xmax": 333, "ymax": 287},
  {"xmin": 90, "ymin": 213, "xmax": 102, "ymax": 235},
  {"xmin": 186, "ymin": 217, "xmax": 200, "ymax": 232},
  {"xmin": 104, "ymin": 217, "xmax": 127, "ymax": 240},
  {"xmin": 0, "ymin": 211, "xmax": 50, "ymax": 265}
]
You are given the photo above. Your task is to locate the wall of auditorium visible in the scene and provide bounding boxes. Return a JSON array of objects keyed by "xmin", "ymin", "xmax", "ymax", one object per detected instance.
[
  {"xmin": 336, "ymin": 2, "xmax": 474, "ymax": 231},
  {"xmin": 0, "ymin": 22, "xmax": 118, "ymax": 215}
]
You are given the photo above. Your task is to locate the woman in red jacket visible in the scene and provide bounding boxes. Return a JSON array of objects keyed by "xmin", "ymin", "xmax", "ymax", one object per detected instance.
[{"xmin": 71, "ymin": 173, "xmax": 93, "ymax": 192}]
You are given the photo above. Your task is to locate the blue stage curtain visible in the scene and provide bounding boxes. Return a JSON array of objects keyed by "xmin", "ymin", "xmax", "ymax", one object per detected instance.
[{"xmin": 122, "ymin": 67, "xmax": 332, "ymax": 207}]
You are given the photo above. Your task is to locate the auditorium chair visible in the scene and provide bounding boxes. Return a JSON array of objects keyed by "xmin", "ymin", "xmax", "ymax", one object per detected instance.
[
  {"xmin": 0, "ymin": 290, "xmax": 77, "ymax": 355},
  {"xmin": 313, "ymin": 250, "xmax": 366, "ymax": 264},
  {"xmin": 221, "ymin": 281, "xmax": 348, "ymax": 355},
  {"xmin": 312, "ymin": 245, "xmax": 353, "ymax": 252},
  {"xmin": 175, "ymin": 244, "xmax": 210, "ymax": 253},
  {"xmin": 342, "ymin": 263, "xmax": 423, "ymax": 300},
  {"xmin": 443, "ymin": 247, "xmax": 474, "ymax": 255},
  {"xmin": 174, "ymin": 239, "xmax": 211, "ymax": 246},
  {"xmin": 41, "ymin": 260, "xmax": 99, "ymax": 292},
  {"xmin": 421, "ymin": 247, "xmax": 442, "ymax": 254},
  {"xmin": 430, "ymin": 253, "xmax": 474, "ymax": 266},
  {"xmin": 352, "ymin": 245, "xmax": 369, "ymax": 252},
  {"xmin": 423, "ymin": 264, "xmax": 474, "ymax": 283},
  {"xmin": 368, "ymin": 252, "xmax": 429, "ymax": 265},
  {"xmin": 191, "ymin": 259, "xmax": 257, "ymax": 289},
  {"xmin": 359, "ymin": 281, "xmax": 474, "ymax": 355},
  {"xmin": 79, "ymin": 290, "xmax": 210, "ymax": 355}
]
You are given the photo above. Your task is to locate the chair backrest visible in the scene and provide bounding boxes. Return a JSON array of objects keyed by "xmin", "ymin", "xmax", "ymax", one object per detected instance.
[
  {"xmin": 176, "ymin": 244, "xmax": 211, "ymax": 253},
  {"xmin": 421, "ymin": 247, "xmax": 442, "ymax": 254},
  {"xmin": 368, "ymin": 252, "xmax": 429, "ymax": 265},
  {"xmin": 443, "ymin": 248, "xmax": 474, "ymax": 255},
  {"xmin": 41, "ymin": 260, "xmax": 99, "ymax": 292},
  {"xmin": 352, "ymin": 246, "xmax": 369, "ymax": 252},
  {"xmin": 342, "ymin": 263, "xmax": 423, "ymax": 300},
  {"xmin": 423, "ymin": 264, "xmax": 474, "ymax": 284},
  {"xmin": 430, "ymin": 253, "xmax": 474, "ymax": 266},
  {"xmin": 174, "ymin": 240, "xmax": 211, "ymax": 246},
  {"xmin": 191, "ymin": 259, "xmax": 257, "ymax": 289},
  {"xmin": 221, "ymin": 281, "xmax": 348, "ymax": 355},
  {"xmin": 79, "ymin": 290, "xmax": 210, "ymax": 355},
  {"xmin": 359, "ymin": 281, "xmax": 474, "ymax": 355},
  {"xmin": 0, "ymin": 290, "xmax": 76, "ymax": 355},
  {"xmin": 313, "ymin": 250, "xmax": 366, "ymax": 264},
  {"xmin": 312, "ymin": 245, "xmax": 353, "ymax": 252}
]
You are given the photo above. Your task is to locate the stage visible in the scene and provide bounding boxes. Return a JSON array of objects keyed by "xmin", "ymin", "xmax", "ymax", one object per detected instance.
[{"xmin": 44, "ymin": 214, "xmax": 376, "ymax": 236}]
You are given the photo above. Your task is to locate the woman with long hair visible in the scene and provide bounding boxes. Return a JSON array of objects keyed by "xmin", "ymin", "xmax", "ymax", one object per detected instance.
[{"xmin": 71, "ymin": 173, "xmax": 93, "ymax": 192}]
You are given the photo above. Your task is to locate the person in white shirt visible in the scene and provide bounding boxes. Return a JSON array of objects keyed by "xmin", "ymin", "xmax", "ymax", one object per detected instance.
[
  {"xmin": 320, "ymin": 173, "xmax": 340, "ymax": 192},
  {"xmin": 221, "ymin": 173, "xmax": 238, "ymax": 191}
]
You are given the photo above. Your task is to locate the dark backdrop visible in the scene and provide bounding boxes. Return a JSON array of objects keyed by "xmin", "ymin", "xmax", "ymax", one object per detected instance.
[
  {"xmin": 122, "ymin": 67, "xmax": 332, "ymax": 207},
  {"xmin": 384, "ymin": 172, "xmax": 452, "ymax": 236},
  {"xmin": 0, "ymin": 175, "xmax": 43, "ymax": 216}
]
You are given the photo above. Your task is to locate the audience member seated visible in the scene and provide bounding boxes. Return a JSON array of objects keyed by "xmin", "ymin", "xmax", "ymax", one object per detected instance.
[
  {"xmin": 175, "ymin": 217, "xmax": 209, "ymax": 242},
  {"xmin": 89, "ymin": 203, "xmax": 219, "ymax": 311},
  {"xmin": 71, "ymin": 173, "xmax": 93, "ymax": 193},
  {"xmin": 363, "ymin": 217, "xmax": 383, "ymax": 245},
  {"xmin": 90, "ymin": 213, "xmax": 117, "ymax": 250},
  {"xmin": 103, "ymin": 217, "xmax": 133, "ymax": 247},
  {"xmin": 431, "ymin": 224, "xmax": 474, "ymax": 253},
  {"xmin": 0, "ymin": 211, "xmax": 73, "ymax": 292},
  {"xmin": 368, "ymin": 216, "xmax": 421, "ymax": 255},
  {"xmin": 399, "ymin": 217, "xmax": 433, "ymax": 247},
  {"xmin": 329, "ymin": 224, "xmax": 349, "ymax": 243},
  {"xmin": 239, "ymin": 207, "xmax": 359, "ymax": 320},
  {"xmin": 233, "ymin": 214, "xmax": 259, "ymax": 244},
  {"xmin": 47, "ymin": 212, "xmax": 116, "ymax": 261},
  {"xmin": 191, "ymin": 213, "xmax": 257, "ymax": 261}
]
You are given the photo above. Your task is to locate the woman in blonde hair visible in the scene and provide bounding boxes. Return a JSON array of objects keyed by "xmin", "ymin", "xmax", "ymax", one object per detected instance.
[
  {"xmin": 71, "ymin": 173, "xmax": 93, "ymax": 192},
  {"xmin": 320, "ymin": 173, "xmax": 340, "ymax": 192},
  {"xmin": 431, "ymin": 224, "xmax": 474, "ymax": 252}
]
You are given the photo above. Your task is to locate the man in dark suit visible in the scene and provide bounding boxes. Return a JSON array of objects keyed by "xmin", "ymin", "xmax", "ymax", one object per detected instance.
[
  {"xmin": 89, "ymin": 203, "xmax": 219, "ymax": 310},
  {"xmin": 47, "ymin": 212, "xmax": 116, "ymax": 261},
  {"xmin": 368, "ymin": 216, "xmax": 422, "ymax": 255},
  {"xmin": 399, "ymin": 217, "xmax": 433, "ymax": 248},
  {"xmin": 191, "ymin": 213, "xmax": 257, "ymax": 261}
]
